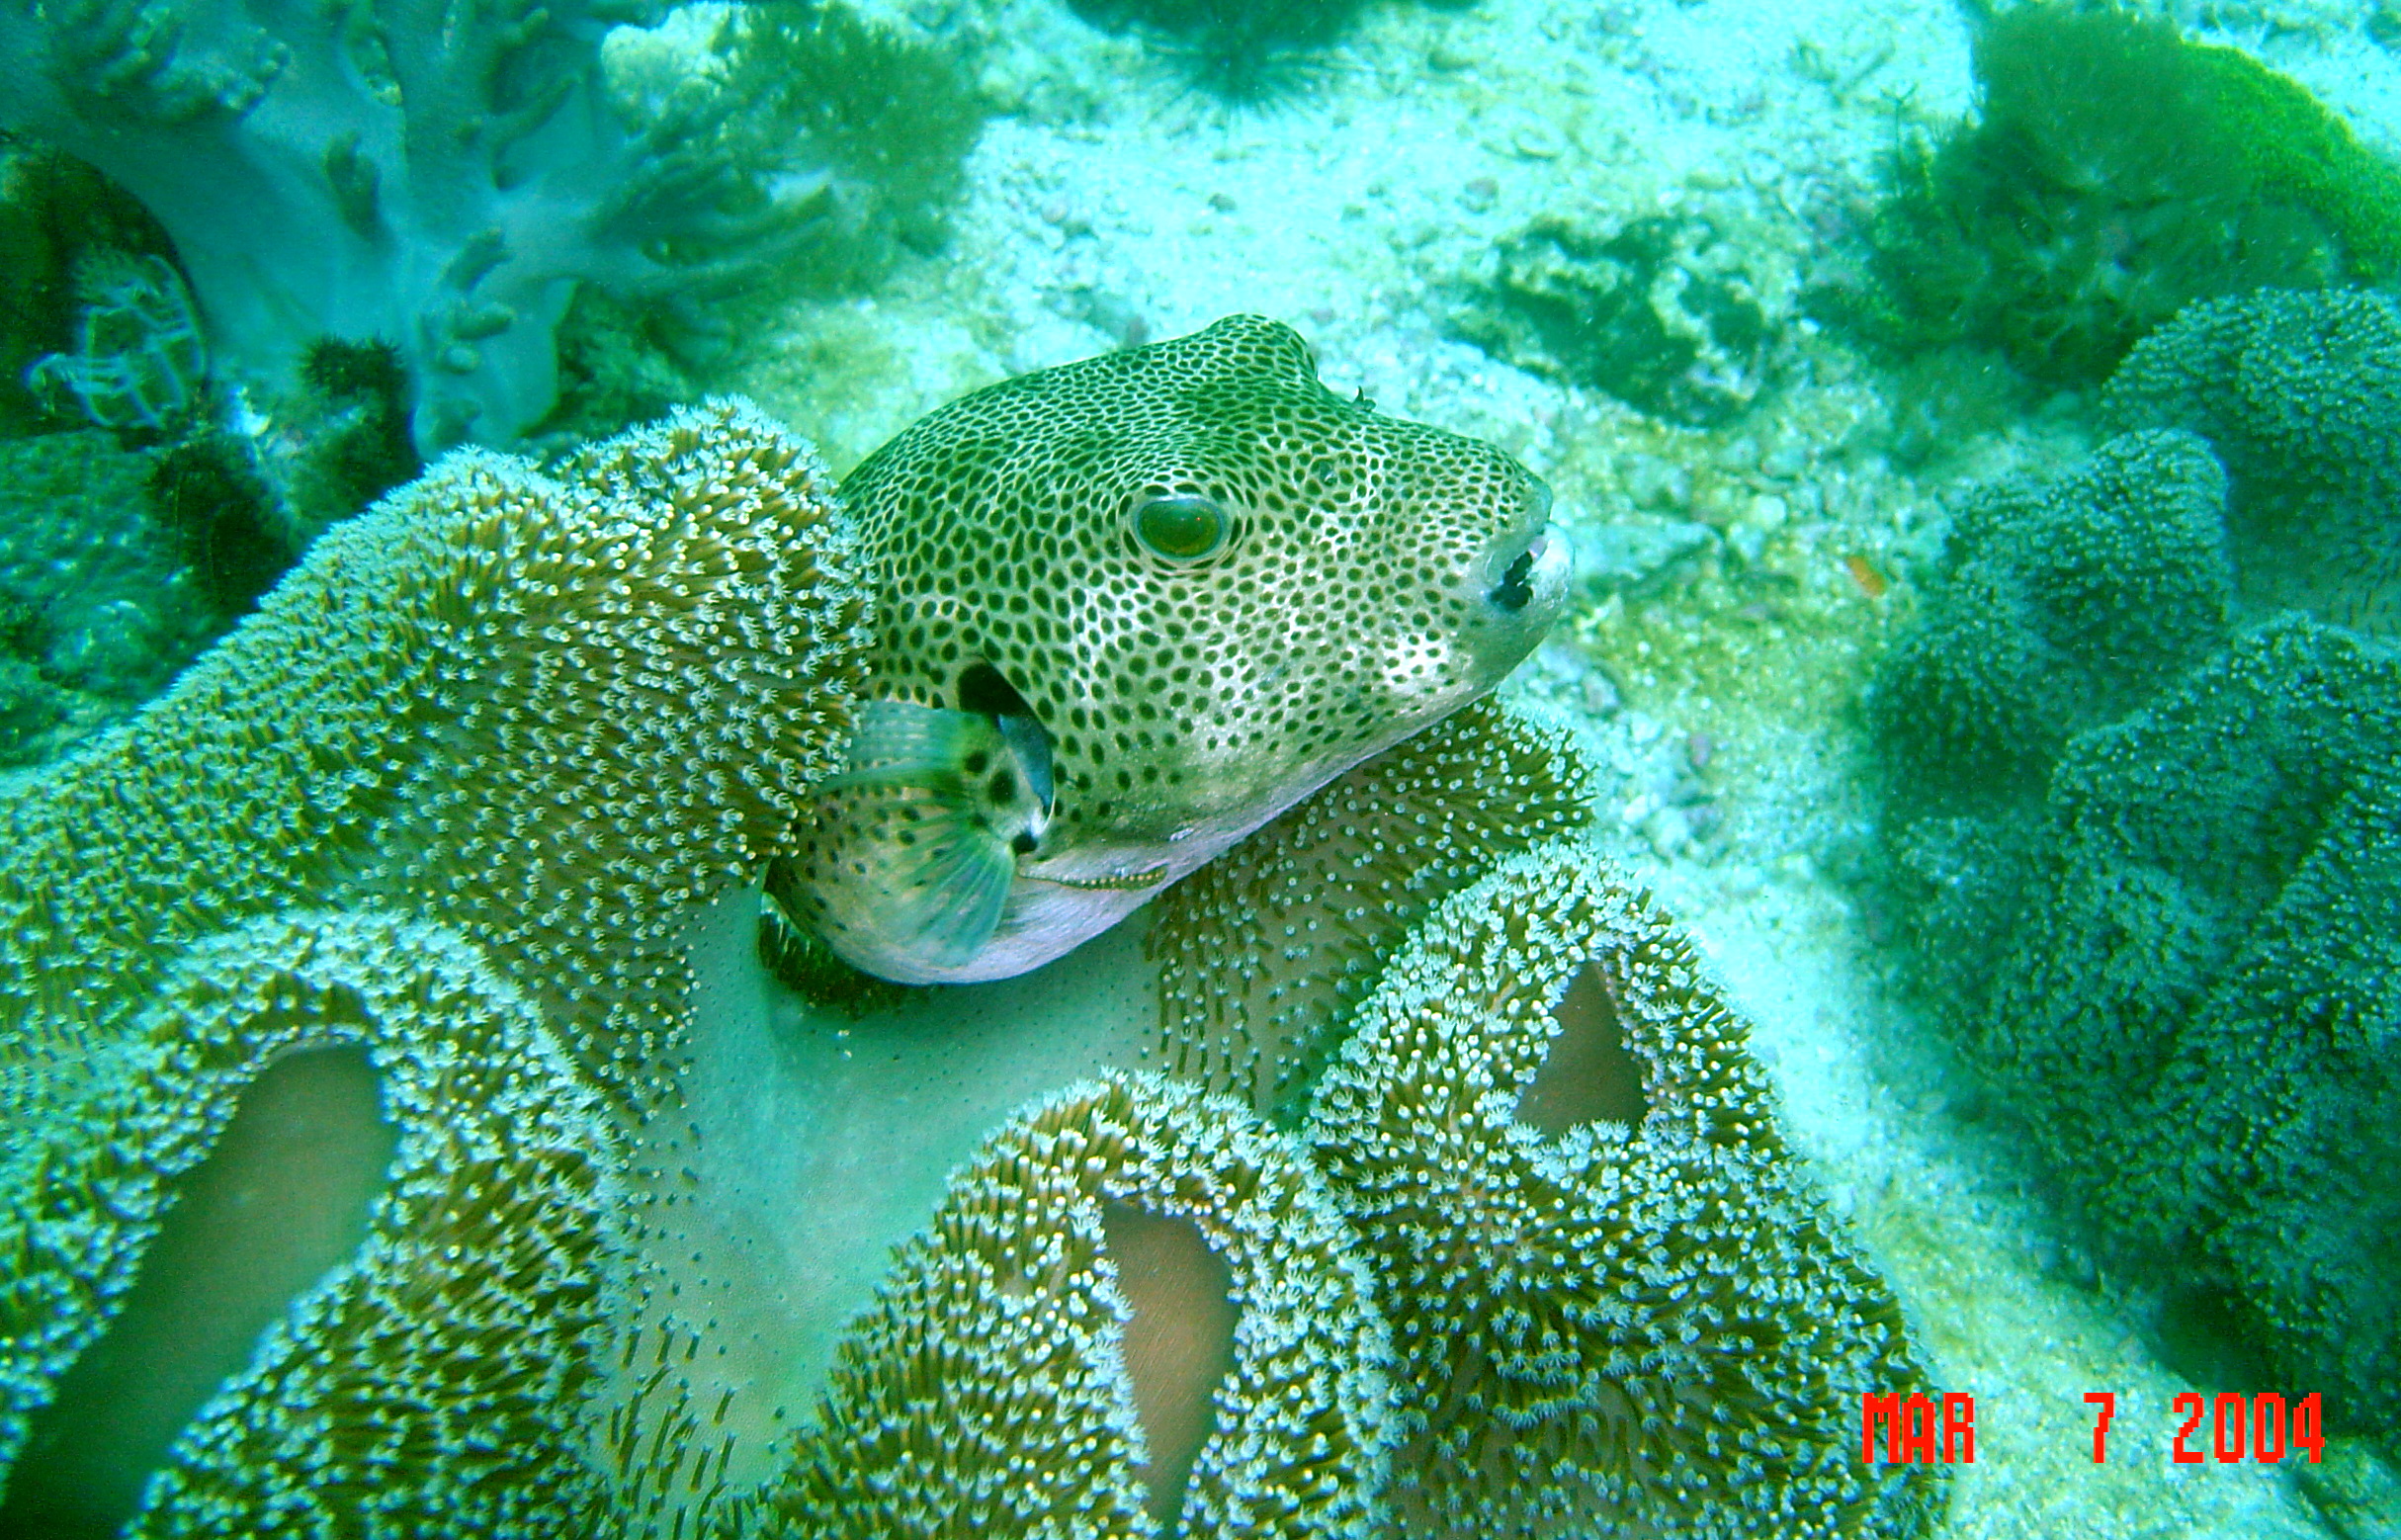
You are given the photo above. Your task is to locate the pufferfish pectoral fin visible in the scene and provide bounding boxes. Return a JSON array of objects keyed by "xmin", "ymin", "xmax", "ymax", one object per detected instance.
[
  {"xmin": 825, "ymin": 700, "xmax": 1001, "ymax": 790},
  {"xmin": 799, "ymin": 700, "xmax": 1053, "ymax": 974},
  {"xmin": 879, "ymin": 798, "xmax": 1019, "ymax": 968}
]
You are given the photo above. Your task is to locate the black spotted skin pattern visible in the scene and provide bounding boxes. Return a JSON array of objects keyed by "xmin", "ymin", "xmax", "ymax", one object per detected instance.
[{"xmin": 834, "ymin": 314, "xmax": 1549, "ymax": 847}]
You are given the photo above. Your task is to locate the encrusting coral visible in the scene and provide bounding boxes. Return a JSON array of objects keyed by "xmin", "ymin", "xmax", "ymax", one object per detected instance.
[
  {"xmin": 1305, "ymin": 838, "xmax": 1946, "ymax": 1538},
  {"xmin": 755, "ymin": 1072, "xmax": 1397, "ymax": 1538}
]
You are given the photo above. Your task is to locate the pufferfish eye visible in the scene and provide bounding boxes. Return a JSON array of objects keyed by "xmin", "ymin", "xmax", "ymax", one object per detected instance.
[{"xmin": 1131, "ymin": 493, "xmax": 1231, "ymax": 561}]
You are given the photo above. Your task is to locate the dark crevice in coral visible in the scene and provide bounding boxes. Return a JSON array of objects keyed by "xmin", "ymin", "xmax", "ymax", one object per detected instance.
[
  {"xmin": 1516, "ymin": 961, "xmax": 1648, "ymax": 1134},
  {"xmin": 0, "ymin": 1046, "xmax": 397, "ymax": 1540},
  {"xmin": 1100, "ymin": 1203, "xmax": 1239, "ymax": 1525},
  {"xmin": 754, "ymin": 894, "xmax": 915, "ymax": 1016}
]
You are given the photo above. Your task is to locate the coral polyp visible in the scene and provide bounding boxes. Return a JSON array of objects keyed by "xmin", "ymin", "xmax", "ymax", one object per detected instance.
[
  {"xmin": 0, "ymin": 398, "xmax": 868, "ymax": 1532},
  {"xmin": 1150, "ymin": 695, "xmax": 1597, "ymax": 1117}
]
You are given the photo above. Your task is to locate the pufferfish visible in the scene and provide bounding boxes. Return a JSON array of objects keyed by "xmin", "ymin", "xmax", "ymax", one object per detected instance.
[{"xmin": 768, "ymin": 315, "xmax": 1570, "ymax": 984}]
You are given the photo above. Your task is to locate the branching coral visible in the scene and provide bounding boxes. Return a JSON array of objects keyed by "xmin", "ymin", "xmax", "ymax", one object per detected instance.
[
  {"xmin": 2102, "ymin": 287, "xmax": 2401, "ymax": 635},
  {"xmin": 0, "ymin": 0, "xmax": 983, "ymax": 450},
  {"xmin": 1304, "ymin": 838, "xmax": 1944, "ymax": 1537},
  {"xmin": 1, "ymin": 398, "xmax": 869, "ymax": 1109},
  {"xmin": 755, "ymin": 1072, "xmax": 1397, "ymax": 1538},
  {"xmin": 1149, "ymin": 695, "xmax": 1597, "ymax": 1119}
]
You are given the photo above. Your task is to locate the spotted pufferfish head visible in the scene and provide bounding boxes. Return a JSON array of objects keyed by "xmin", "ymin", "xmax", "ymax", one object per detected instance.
[{"xmin": 773, "ymin": 314, "xmax": 1571, "ymax": 984}]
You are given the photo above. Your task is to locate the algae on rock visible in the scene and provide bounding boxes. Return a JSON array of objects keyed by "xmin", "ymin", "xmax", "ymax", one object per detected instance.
[{"xmin": 1821, "ymin": 4, "xmax": 2401, "ymax": 385}]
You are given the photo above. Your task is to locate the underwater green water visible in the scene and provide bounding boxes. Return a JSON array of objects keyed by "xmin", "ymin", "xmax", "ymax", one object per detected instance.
[{"xmin": 1, "ymin": 0, "xmax": 2397, "ymax": 1534}]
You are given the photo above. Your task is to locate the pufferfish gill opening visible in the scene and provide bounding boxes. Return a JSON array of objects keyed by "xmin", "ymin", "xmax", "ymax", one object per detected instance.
[{"xmin": 767, "ymin": 314, "xmax": 1573, "ymax": 984}]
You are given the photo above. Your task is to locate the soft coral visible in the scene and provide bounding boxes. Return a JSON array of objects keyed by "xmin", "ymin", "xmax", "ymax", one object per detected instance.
[{"xmin": 0, "ymin": 0, "xmax": 824, "ymax": 450}]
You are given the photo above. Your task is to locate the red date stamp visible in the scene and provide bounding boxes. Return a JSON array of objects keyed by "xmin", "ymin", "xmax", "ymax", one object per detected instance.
[
  {"xmin": 1858, "ymin": 1391, "xmax": 2325, "ymax": 1465},
  {"xmin": 1861, "ymin": 1393, "xmax": 1977, "ymax": 1464},
  {"xmin": 2147, "ymin": 1391, "xmax": 2320, "ymax": 1465}
]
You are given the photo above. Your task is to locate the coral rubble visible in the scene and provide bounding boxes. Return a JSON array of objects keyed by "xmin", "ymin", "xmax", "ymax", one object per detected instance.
[{"xmin": 1455, "ymin": 217, "xmax": 1775, "ymax": 427}]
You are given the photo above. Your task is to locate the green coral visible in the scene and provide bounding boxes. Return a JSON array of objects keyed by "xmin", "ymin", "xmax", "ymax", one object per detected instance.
[
  {"xmin": 1977, "ymin": 620, "xmax": 2401, "ymax": 1434},
  {"xmin": 0, "ymin": 429, "xmax": 223, "ymax": 743},
  {"xmin": 1, "ymin": 399, "xmax": 869, "ymax": 1106},
  {"xmin": 1829, "ymin": 3, "xmax": 2401, "ymax": 385},
  {"xmin": 1150, "ymin": 695, "xmax": 1598, "ymax": 1119},
  {"xmin": 1304, "ymin": 838, "xmax": 1945, "ymax": 1537},
  {"xmin": 757, "ymin": 1072, "xmax": 1397, "ymax": 1538},
  {"xmin": 2102, "ymin": 287, "xmax": 2401, "ymax": 635},
  {"xmin": 0, "ymin": 330, "xmax": 1957, "ymax": 1533},
  {"xmin": 0, "ymin": 913, "xmax": 623, "ymax": 1537},
  {"xmin": 1871, "ymin": 351, "xmax": 2401, "ymax": 1440},
  {"xmin": 0, "ymin": 400, "xmax": 869, "ymax": 1529},
  {"xmin": 706, "ymin": 0, "xmax": 987, "ymax": 288},
  {"xmin": 1869, "ymin": 427, "xmax": 2232, "ymax": 807}
]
